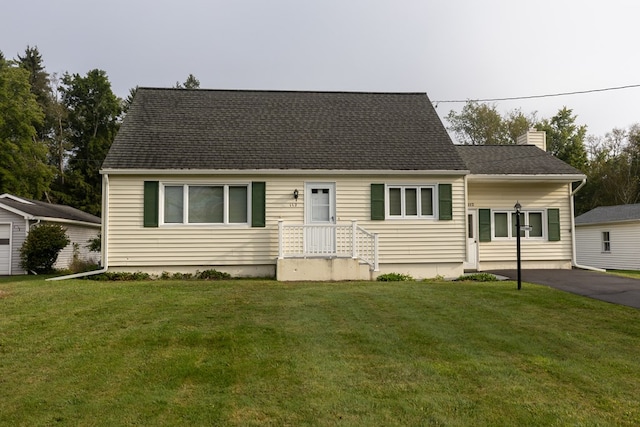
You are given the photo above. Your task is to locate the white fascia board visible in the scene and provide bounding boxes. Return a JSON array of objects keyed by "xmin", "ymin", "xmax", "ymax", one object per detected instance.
[
  {"xmin": 466, "ymin": 173, "xmax": 586, "ymax": 182},
  {"xmin": 575, "ymin": 219, "xmax": 640, "ymax": 227},
  {"xmin": 101, "ymin": 168, "xmax": 471, "ymax": 176},
  {"xmin": 0, "ymin": 194, "xmax": 34, "ymax": 204},
  {"xmin": 36, "ymin": 217, "xmax": 101, "ymax": 228},
  {"xmin": 0, "ymin": 203, "xmax": 33, "ymax": 219}
]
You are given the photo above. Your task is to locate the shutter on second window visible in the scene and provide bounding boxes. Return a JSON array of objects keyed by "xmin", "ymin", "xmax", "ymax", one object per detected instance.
[
  {"xmin": 251, "ymin": 182, "xmax": 266, "ymax": 227},
  {"xmin": 438, "ymin": 183, "xmax": 452, "ymax": 220},
  {"xmin": 371, "ymin": 184, "xmax": 385, "ymax": 220},
  {"xmin": 548, "ymin": 208, "xmax": 560, "ymax": 241},
  {"xmin": 143, "ymin": 181, "xmax": 159, "ymax": 228},
  {"xmin": 478, "ymin": 209, "xmax": 491, "ymax": 242}
]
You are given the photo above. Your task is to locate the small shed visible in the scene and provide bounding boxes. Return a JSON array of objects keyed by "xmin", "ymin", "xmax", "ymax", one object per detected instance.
[
  {"xmin": 0, "ymin": 194, "xmax": 101, "ymax": 275},
  {"xmin": 575, "ymin": 203, "xmax": 640, "ymax": 271}
]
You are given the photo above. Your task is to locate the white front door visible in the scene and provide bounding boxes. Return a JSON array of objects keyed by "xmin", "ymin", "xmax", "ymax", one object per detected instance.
[
  {"xmin": 463, "ymin": 211, "xmax": 478, "ymax": 270},
  {"xmin": 0, "ymin": 224, "xmax": 11, "ymax": 275},
  {"xmin": 305, "ymin": 183, "xmax": 336, "ymax": 255}
]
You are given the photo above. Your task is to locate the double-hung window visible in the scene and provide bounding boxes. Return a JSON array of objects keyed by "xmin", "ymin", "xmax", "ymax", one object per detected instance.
[
  {"xmin": 602, "ymin": 231, "xmax": 611, "ymax": 253},
  {"xmin": 387, "ymin": 185, "xmax": 435, "ymax": 218},
  {"xmin": 162, "ymin": 184, "xmax": 249, "ymax": 225},
  {"xmin": 493, "ymin": 210, "xmax": 544, "ymax": 239}
]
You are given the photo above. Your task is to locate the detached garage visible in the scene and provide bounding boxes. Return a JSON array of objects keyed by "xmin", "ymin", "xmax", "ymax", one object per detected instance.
[
  {"xmin": 575, "ymin": 203, "xmax": 640, "ymax": 271},
  {"xmin": 0, "ymin": 194, "xmax": 101, "ymax": 275}
]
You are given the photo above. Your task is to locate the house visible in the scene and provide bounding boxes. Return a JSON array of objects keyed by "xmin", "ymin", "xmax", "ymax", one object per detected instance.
[
  {"xmin": 100, "ymin": 89, "xmax": 585, "ymax": 280},
  {"xmin": 0, "ymin": 194, "xmax": 101, "ymax": 275},
  {"xmin": 575, "ymin": 203, "xmax": 640, "ymax": 271}
]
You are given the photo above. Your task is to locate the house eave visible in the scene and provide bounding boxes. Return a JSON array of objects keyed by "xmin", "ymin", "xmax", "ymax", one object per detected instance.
[
  {"xmin": 33, "ymin": 217, "xmax": 101, "ymax": 228},
  {"xmin": 576, "ymin": 218, "xmax": 640, "ymax": 227},
  {"xmin": 466, "ymin": 173, "xmax": 586, "ymax": 183},
  {"xmin": 101, "ymin": 168, "xmax": 471, "ymax": 176}
]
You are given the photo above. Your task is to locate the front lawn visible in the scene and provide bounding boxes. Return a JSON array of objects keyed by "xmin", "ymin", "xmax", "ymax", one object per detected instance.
[
  {"xmin": 608, "ymin": 269, "xmax": 640, "ymax": 280},
  {"xmin": 1, "ymin": 277, "xmax": 639, "ymax": 426}
]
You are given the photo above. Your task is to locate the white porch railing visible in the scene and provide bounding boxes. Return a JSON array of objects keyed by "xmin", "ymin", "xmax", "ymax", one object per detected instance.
[{"xmin": 278, "ymin": 219, "xmax": 379, "ymax": 271}]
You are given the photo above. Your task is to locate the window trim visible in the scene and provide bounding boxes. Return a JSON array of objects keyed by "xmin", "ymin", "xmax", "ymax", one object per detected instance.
[
  {"xmin": 602, "ymin": 231, "xmax": 611, "ymax": 253},
  {"xmin": 159, "ymin": 183, "xmax": 251, "ymax": 226},
  {"xmin": 491, "ymin": 209, "xmax": 546, "ymax": 240},
  {"xmin": 386, "ymin": 184, "xmax": 437, "ymax": 219}
]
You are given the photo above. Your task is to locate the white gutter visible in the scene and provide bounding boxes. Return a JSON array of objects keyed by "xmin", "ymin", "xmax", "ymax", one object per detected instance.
[
  {"xmin": 569, "ymin": 178, "xmax": 605, "ymax": 272},
  {"xmin": 47, "ymin": 174, "xmax": 110, "ymax": 281}
]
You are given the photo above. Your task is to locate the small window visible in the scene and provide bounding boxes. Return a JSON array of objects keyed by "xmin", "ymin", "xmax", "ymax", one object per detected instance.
[
  {"xmin": 602, "ymin": 231, "xmax": 611, "ymax": 253},
  {"xmin": 493, "ymin": 210, "xmax": 545, "ymax": 239},
  {"xmin": 387, "ymin": 185, "xmax": 436, "ymax": 218}
]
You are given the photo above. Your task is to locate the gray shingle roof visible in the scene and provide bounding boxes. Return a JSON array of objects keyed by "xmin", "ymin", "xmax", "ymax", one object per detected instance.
[
  {"xmin": 455, "ymin": 144, "xmax": 584, "ymax": 176},
  {"xmin": 102, "ymin": 89, "xmax": 468, "ymax": 171},
  {"xmin": 0, "ymin": 195, "xmax": 101, "ymax": 224},
  {"xmin": 575, "ymin": 203, "xmax": 640, "ymax": 225}
]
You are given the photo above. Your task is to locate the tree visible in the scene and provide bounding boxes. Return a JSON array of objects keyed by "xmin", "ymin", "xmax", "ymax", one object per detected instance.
[
  {"xmin": 446, "ymin": 101, "xmax": 536, "ymax": 145},
  {"xmin": 122, "ymin": 86, "xmax": 138, "ymax": 114},
  {"xmin": 174, "ymin": 73, "xmax": 200, "ymax": 89},
  {"xmin": 0, "ymin": 60, "xmax": 53, "ymax": 198},
  {"xmin": 17, "ymin": 46, "xmax": 52, "ymax": 139},
  {"xmin": 57, "ymin": 69, "xmax": 121, "ymax": 215},
  {"xmin": 536, "ymin": 107, "xmax": 588, "ymax": 171}
]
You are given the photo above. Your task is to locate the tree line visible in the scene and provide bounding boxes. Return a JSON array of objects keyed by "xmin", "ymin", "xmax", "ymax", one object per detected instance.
[
  {"xmin": 0, "ymin": 45, "xmax": 199, "ymax": 216},
  {"xmin": 1, "ymin": 45, "xmax": 637, "ymax": 217},
  {"xmin": 447, "ymin": 101, "xmax": 640, "ymax": 215}
]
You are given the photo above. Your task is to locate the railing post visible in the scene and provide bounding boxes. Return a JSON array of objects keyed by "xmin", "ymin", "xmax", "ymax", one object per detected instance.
[
  {"xmin": 278, "ymin": 219, "xmax": 284, "ymax": 259},
  {"xmin": 373, "ymin": 233, "xmax": 379, "ymax": 271},
  {"xmin": 351, "ymin": 219, "xmax": 357, "ymax": 259}
]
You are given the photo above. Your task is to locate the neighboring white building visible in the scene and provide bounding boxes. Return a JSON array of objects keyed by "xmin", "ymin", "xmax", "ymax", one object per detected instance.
[
  {"xmin": 100, "ymin": 89, "xmax": 586, "ymax": 280},
  {"xmin": 575, "ymin": 204, "xmax": 640, "ymax": 271},
  {"xmin": 0, "ymin": 194, "xmax": 101, "ymax": 275}
]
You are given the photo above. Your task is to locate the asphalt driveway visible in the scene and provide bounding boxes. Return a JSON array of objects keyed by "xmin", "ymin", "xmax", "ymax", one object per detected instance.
[{"xmin": 488, "ymin": 269, "xmax": 640, "ymax": 309}]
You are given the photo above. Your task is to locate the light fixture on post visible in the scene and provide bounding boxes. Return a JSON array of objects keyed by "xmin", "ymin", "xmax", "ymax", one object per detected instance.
[
  {"xmin": 514, "ymin": 201, "xmax": 522, "ymax": 290},
  {"xmin": 293, "ymin": 189, "xmax": 299, "ymax": 200}
]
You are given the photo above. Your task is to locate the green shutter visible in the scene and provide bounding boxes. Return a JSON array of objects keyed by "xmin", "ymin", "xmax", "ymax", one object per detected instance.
[
  {"xmin": 548, "ymin": 208, "xmax": 560, "ymax": 241},
  {"xmin": 251, "ymin": 182, "xmax": 266, "ymax": 227},
  {"xmin": 143, "ymin": 181, "xmax": 159, "ymax": 227},
  {"xmin": 371, "ymin": 184, "xmax": 385, "ymax": 220},
  {"xmin": 438, "ymin": 183, "xmax": 452, "ymax": 220},
  {"xmin": 479, "ymin": 209, "xmax": 491, "ymax": 242}
]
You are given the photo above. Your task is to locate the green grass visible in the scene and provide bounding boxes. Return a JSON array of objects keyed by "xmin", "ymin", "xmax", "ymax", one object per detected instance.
[
  {"xmin": 608, "ymin": 269, "xmax": 640, "ymax": 279},
  {"xmin": 1, "ymin": 277, "xmax": 639, "ymax": 426}
]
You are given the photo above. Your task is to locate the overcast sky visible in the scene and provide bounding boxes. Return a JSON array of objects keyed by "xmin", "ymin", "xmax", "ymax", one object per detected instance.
[{"xmin": 2, "ymin": 0, "xmax": 639, "ymax": 139}]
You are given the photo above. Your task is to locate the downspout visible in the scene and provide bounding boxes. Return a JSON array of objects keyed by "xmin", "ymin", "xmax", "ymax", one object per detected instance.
[
  {"xmin": 570, "ymin": 178, "xmax": 605, "ymax": 272},
  {"xmin": 48, "ymin": 174, "xmax": 110, "ymax": 281},
  {"xmin": 27, "ymin": 220, "xmax": 41, "ymax": 275}
]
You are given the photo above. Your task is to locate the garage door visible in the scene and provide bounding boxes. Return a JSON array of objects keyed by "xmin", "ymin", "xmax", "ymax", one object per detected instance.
[{"xmin": 0, "ymin": 224, "xmax": 10, "ymax": 275}]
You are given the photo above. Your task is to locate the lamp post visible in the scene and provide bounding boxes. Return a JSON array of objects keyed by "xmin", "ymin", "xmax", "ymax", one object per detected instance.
[{"xmin": 514, "ymin": 201, "xmax": 522, "ymax": 290}]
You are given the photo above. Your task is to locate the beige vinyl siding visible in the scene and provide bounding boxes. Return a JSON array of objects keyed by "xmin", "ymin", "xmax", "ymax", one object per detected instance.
[
  {"xmin": 468, "ymin": 181, "xmax": 573, "ymax": 265},
  {"xmin": 576, "ymin": 222, "xmax": 640, "ymax": 270},
  {"xmin": 107, "ymin": 175, "xmax": 466, "ymax": 268}
]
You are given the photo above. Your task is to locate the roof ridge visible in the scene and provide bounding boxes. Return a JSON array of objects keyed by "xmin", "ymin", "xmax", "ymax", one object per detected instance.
[{"xmin": 135, "ymin": 87, "xmax": 428, "ymax": 96}]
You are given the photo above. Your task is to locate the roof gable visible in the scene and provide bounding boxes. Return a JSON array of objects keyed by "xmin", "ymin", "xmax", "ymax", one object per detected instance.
[
  {"xmin": 103, "ymin": 89, "xmax": 468, "ymax": 172},
  {"xmin": 455, "ymin": 145, "xmax": 584, "ymax": 176},
  {"xmin": 0, "ymin": 194, "xmax": 101, "ymax": 225},
  {"xmin": 575, "ymin": 203, "xmax": 640, "ymax": 225}
]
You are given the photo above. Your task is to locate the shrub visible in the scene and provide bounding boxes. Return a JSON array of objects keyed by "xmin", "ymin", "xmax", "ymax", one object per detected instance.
[
  {"xmin": 376, "ymin": 272, "xmax": 414, "ymax": 282},
  {"xmin": 196, "ymin": 269, "xmax": 232, "ymax": 280},
  {"xmin": 457, "ymin": 273, "xmax": 497, "ymax": 282},
  {"xmin": 91, "ymin": 271, "xmax": 151, "ymax": 281},
  {"xmin": 20, "ymin": 223, "xmax": 70, "ymax": 274}
]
